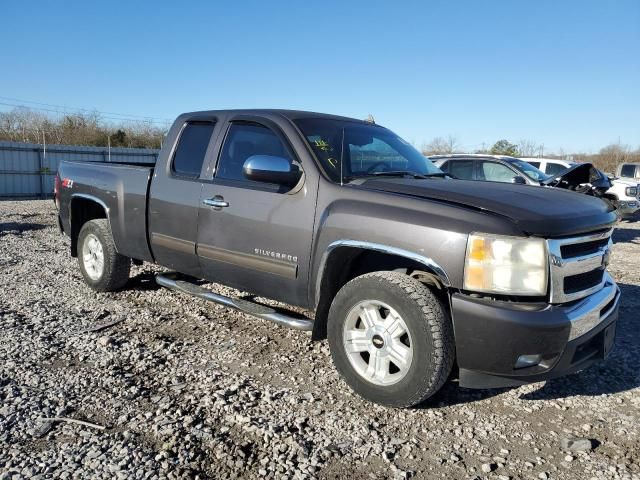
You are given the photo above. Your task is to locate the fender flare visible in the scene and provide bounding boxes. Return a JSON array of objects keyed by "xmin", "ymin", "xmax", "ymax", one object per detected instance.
[
  {"xmin": 68, "ymin": 193, "xmax": 112, "ymax": 255},
  {"xmin": 69, "ymin": 193, "xmax": 111, "ymax": 226},
  {"xmin": 314, "ymin": 239, "xmax": 451, "ymax": 306}
]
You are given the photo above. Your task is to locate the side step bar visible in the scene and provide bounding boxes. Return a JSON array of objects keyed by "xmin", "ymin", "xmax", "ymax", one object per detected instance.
[{"xmin": 155, "ymin": 272, "xmax": 313, "ymax": 331}]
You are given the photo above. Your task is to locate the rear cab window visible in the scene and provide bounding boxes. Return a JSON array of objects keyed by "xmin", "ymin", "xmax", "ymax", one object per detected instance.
[{"xmin": 172, "ymin": 122, "xmax": 216, "ymax": 178}]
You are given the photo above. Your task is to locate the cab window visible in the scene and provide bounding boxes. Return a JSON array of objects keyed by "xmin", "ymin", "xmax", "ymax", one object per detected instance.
[
  {"xmin": 216, "ymin": 122, "xmax": 293, "ymax": 186},
  {"xmin": 172, "ymin": 122, "xmax": 215, "ymax": 178}
]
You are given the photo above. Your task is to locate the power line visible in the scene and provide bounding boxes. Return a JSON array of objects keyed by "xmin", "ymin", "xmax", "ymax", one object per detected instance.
[
  {"xmin": 0, "ymin": 96, "xmax": 172, "ymax": 125},
  {"xmin": 0, "ymin": 95, "xmax": 171, "ymax": 122},
  {"xmin": 0, "ymin": 101, "xmax": 169, "ymax": 126}
]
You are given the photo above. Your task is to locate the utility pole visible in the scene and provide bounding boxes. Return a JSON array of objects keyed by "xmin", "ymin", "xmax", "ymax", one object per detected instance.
[{"xmin": 108, "ymin": 135, "xmax": 111, "ymax": 162}]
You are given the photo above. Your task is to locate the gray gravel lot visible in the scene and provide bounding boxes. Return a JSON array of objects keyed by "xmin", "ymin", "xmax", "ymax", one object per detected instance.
[{"xmin": 1, "ymin": 200, "xmax": 639, "ymax": 480}]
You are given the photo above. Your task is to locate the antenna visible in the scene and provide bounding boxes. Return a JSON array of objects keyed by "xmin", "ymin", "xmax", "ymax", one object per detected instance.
[{"xmin": 340, "ymin": 127, "xmax": 345, "ymax": 186}]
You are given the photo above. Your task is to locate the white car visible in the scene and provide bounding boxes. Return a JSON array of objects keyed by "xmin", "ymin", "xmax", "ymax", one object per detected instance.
[{"xmin": 521, "ymin": 158, "xmax": 640, "ymax": 218}]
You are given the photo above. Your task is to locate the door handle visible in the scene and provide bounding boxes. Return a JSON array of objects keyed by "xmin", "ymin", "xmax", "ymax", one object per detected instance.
[{"xmin": 203, "ymin": 196, "xmax": 229, "ymax": 208}]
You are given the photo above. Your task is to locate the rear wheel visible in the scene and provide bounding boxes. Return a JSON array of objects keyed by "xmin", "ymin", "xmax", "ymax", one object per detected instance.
[
  {"xmin": 77, "ymin": 219, "xmax": 130, "ymax": 291},
  {"xmin": 327, "ymin": 271, "xmax": 454, "ymax": 408}
]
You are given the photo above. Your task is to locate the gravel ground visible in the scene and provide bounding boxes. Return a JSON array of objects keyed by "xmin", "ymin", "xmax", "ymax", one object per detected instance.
[{"xmin": 1, "ymin": 200, "xmax": 639, "ymax": 480}]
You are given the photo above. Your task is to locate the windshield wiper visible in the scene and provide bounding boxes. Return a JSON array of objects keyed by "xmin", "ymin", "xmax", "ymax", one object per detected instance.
[
  {"xmin": 344, "ymin": 170, "xmax": 449, "ymax": 182},
  {"xmin": 371, "ymin": 170, "xmax": 431, "ymax": 179},
  {"xmin": 344, "ymin": 170, "xmax": 447, "ymax": 181},
  {"xmin": 374, "ymin": 171, "xmax": 451, "ymax": 179}
]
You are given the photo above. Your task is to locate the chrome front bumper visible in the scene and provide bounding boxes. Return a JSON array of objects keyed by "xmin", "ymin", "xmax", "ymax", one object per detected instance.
[
  {"xmin": 564, "ymin": 272, "xmax": 620, "ymax": 341},
  {"xmin": 452, "ymin": 272, "xmax": 620, "ymax": 388}
]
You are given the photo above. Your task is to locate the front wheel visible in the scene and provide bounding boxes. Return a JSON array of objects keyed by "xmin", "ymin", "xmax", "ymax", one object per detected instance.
[
  {"xmin": 327, "ymin": 271, "xmax": 455, "ymax": 408},
  {"xmin": 77, "ymin": 219, "xmax": 130, "ymax": 292}
]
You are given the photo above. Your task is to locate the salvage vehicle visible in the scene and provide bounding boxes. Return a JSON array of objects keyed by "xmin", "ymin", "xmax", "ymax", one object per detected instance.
[
  {"xmin": 55, "ymin": 110, "xmax": 620, "ymax": 407},
  {"xmin": 432, "ymin": 154, "xmax": 615, "ymax": 208},
  {"xmin": 522, "ymin": 158, "xmax": 639, "ymax": 219}
]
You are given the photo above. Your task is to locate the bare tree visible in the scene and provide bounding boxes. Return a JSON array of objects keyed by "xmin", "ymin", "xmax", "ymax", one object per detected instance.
[
  {"xmin": 0, "ymin": 107, "xmax": 167, "ymax": 148},
  {"xmin": 596, "ymin": 143, "xmax": 632, "ymax": 172},
  {"xmin": 422, "ymin": 135, "xmax": 460, "ymax": 155},
  {"xmin": 517, "ymin": 139, "xmax": 541, "ymax": 157}
]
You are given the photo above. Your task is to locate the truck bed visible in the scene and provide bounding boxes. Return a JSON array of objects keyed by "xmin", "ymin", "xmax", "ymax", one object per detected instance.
[{"xmin": 57, "ymin": 160, "xmax": 155, "ymax": 262}]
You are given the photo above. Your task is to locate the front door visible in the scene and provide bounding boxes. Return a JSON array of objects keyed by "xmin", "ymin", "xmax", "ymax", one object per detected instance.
[{"xmin": 196, "ymin": 119, "xmax": 317, "ymax": 307}]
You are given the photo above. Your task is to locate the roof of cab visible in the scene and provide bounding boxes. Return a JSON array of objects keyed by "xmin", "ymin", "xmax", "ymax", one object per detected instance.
[{"xmin": 179, "ymin": 109, "xmax": 374, "ymax": 124}]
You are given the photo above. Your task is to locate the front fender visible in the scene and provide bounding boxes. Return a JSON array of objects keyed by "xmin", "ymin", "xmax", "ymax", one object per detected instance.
[{"xmin": 314, "ymin": 239, "xmax": 453, "ymax": 306}]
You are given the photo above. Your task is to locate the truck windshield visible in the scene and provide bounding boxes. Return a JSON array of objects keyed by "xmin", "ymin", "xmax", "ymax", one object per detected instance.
[{"xmin": 294, "ymin": 118, "xmax": 443, "ymax": 183}]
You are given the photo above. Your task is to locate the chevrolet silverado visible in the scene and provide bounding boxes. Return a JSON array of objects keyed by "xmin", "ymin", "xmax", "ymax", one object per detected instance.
[{"xmin": 55, "ymin": 110, "xmax": 620, "ymax": 407}]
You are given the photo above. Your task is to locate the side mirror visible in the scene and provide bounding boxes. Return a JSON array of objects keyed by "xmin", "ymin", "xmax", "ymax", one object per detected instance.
[
  {"xmin": 511, "ymin": 176, "xmax": 527, "ymax": 185},
  {"xmin": 243, "ymin": 155, "xmax": 301, "ymax": 187}
]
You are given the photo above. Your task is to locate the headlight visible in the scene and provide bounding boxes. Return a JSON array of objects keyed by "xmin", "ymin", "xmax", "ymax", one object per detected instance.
[
  {"xmin": 625, "ymin": 186, "xmax": 638, "ymax": 197},
  {"xmin": 464, "ymin": 233, "xmax": 548, "ymax": 295}
]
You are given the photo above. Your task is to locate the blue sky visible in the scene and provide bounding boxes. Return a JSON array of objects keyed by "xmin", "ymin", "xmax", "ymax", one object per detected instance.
[{"xmin": 1, "ymin": 0, "xmax": 638, "ymax": 153}]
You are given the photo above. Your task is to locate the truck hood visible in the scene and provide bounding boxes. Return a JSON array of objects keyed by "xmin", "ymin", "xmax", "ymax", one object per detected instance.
[
  {"xmin": 359, "ymin": 177, "xmax": 617, "ymax": 237},
  {"xmin": 541, "ymin": 162, "xmax": 611, "ymax": 192}
]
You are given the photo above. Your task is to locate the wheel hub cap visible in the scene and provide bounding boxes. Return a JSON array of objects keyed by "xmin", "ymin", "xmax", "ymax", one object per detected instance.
[
  {"xmin": 82, "ymin": 233, "xmax": 104, "ymax": 281},
  {"xmin": 342, "ymin": 300, "xmax": 413, "ymax": 386}
]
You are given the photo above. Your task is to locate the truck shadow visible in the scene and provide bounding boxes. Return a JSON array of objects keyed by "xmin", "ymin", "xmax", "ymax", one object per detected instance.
[
  {"xmin": 127, "ymin": 271, "xmax": 163, "ymax": 291},
  {"xmin": 0, "ymin": 222, "xmax": 47, "ymax": 235},
  {"xmin": 424, "ymin": 282, "xmax": 640, "ymax": 408},
  {"xmin": 520, "ymin": 282, "xmax": 640, "ymax": 401},
  {"xmin": 612, "ymin": 227, "xmax": 640, "ymax": 244}
]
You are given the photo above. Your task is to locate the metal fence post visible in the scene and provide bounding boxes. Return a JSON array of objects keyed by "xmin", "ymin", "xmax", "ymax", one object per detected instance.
[{"xmin": 37, "ymin": 148, "xmax": 44, "ymax": 199}]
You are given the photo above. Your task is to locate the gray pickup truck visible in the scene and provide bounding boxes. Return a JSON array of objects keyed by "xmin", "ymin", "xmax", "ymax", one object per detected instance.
[{"xmin": 55, "ymin": 109, "xmax": 620, "ymax": 407}]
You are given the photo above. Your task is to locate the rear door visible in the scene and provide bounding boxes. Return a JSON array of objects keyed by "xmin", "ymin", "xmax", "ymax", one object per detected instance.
[
  {"xmin": 148, "ymin": 117, "xmax": 221, "ymax": 277},
  {"xmin": 196, "ymin": 115, "xmax": 318, "ymax": 307}
]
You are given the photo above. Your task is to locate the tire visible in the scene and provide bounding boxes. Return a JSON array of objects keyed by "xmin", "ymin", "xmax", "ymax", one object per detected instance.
[
  {"xmin": 327, "ymin": 271, "xmax": 455, "ymax": 408},
  {"xmin": 77, "ymin": 219, "xmax": 130, "ymax": 292}
]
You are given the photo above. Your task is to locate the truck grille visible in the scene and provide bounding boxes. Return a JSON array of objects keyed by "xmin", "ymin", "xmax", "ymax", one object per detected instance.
[
  {"xmin": 547, "ymin": 228, "xmax": 613, "ymax": 303},
  {"xmin": 564, "ymin": 268, "xmax": 605, "ymax": 294},
  {"xmin": 560, "ymin": 237, "xmax": 609, "ymax": 258}
]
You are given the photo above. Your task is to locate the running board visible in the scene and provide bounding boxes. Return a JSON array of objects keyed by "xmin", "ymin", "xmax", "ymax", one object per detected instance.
[{"xmin": 155, "ymin": 272, "xmax": 313, "ymax": 331}]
